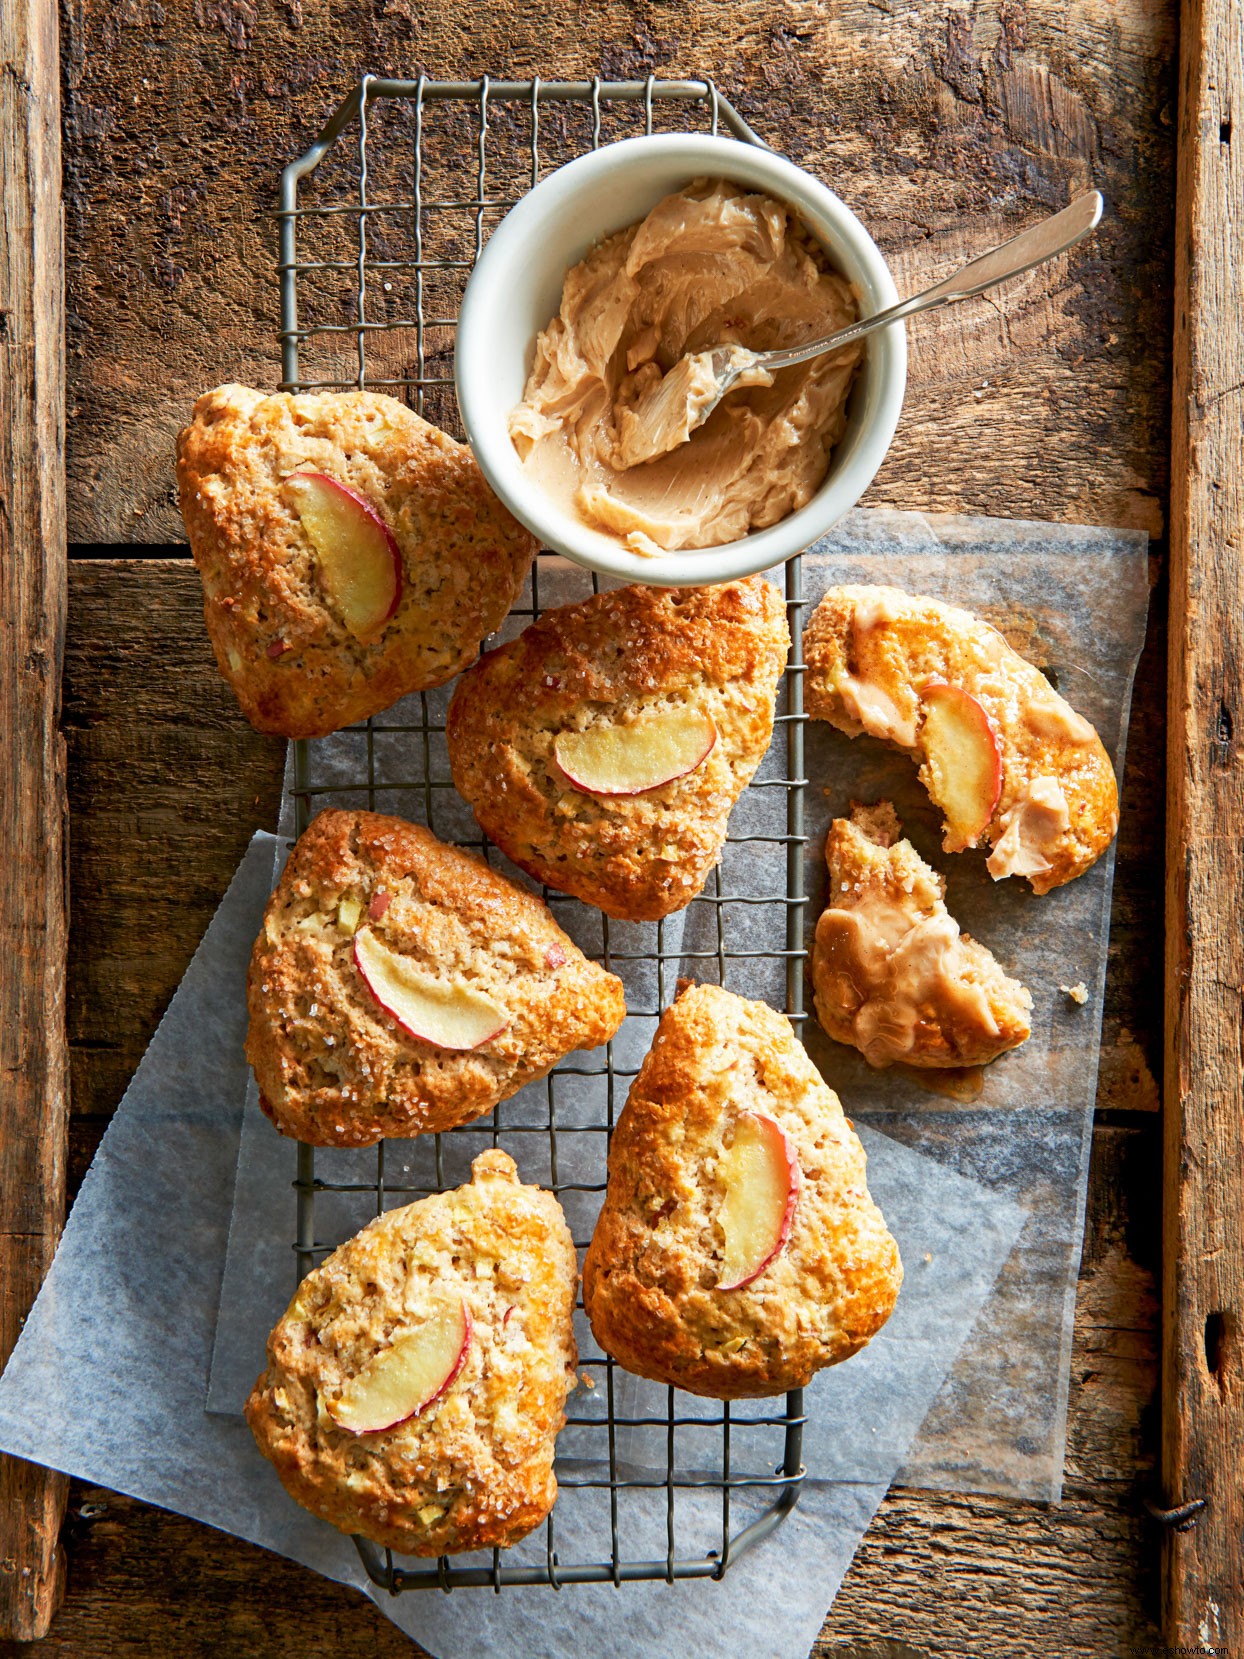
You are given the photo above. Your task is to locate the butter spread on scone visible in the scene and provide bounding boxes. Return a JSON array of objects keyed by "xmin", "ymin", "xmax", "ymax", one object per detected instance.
[
  {"xmin": 245, "ymin": 1150, "xmax": 578, "ymax": 1556},
  {"xmin": 176, "ymin": 384, "xmax": 536, "ymax": 738},
  {"xmin": 803, "ymin": 584, "xmax": 1118, "ymax": 893},
  {"xmin": 582, "ymin": 983, "xmax": 901, "ymax": 1398},
  {"xmin": 812, "ymin": 802, "xmax": 1032, "ymax": 1070},
  {"xmin": 446, "ymin": 579, "xmax": 790, "ymax": 922},
  {"xmin": 246, "ymin": 809, "xmax": 625, "ymax": 1146}
]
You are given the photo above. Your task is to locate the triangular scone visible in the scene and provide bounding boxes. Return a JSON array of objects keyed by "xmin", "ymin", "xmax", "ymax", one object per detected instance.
[
  {"xmin": 446, "ymin": 579, "xmax": 790, "ymax": 921},
  {"xmin": 245, "ymin": 1150, "xmax": 578, "ymax": 1556},
  {"xmin": 176, "ymin": 385, "xmax": 536, "ymax": 737},
  {"xmin": 803, "ymin": 584, "xmax": 1118, "ymax": 892},
  {"xmin": 582, "ymin": 983, "xmax": 901, "ymax": 1399},
  {"xmin": 246, "ymin": 810, "xmax": 625, "ymax": 1146},
  {"xmin": 813, "ymin": 802, "xmax": 1033, "ymax": 1070}
]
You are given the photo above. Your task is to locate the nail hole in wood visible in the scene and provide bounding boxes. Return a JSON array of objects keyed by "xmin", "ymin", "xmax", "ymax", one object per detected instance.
[
  {"xmin": 1220, "ymin": 118, "xmax": 1232, "ymax": 144},
  {"xmin": 1203, "ymin": 1310, "xmax": 1229, "ymax": 1385},
  {"xmin": 1213, "ymin": 699, "xmax": 1234, "ymax": 766}
]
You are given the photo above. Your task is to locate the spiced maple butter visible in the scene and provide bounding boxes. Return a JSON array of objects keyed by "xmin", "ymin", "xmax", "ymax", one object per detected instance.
[{"xmin": 508, "ymin": 178, "xmax": 862, "ymax": 555}]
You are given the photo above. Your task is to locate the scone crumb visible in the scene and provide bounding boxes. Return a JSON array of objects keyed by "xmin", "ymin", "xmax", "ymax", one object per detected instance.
[
  {"xmin": 580, "ymin": 1372, "xmax": 595, "ymax": 1390},
  {"xmin": 1060, "ymin": 981, "xmax": 1089, "ymax": 1005},
  {"xmin": 923, "ymin": 1252, "xmax": 933, "ymax": 1264}
]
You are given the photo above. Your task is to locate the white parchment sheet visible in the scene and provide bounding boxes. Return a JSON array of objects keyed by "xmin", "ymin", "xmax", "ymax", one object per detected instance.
[
  {"xmin": 0, "ymin": 833, "xmax": 1020, "ymax": 1659},
  {"xmin": 684, "ymin": 511, "xmax": 1150, "ymax": 1498},
  {"xmin": 209, "ymin": 506, "xmax": 1148, "ymax": 1512}
]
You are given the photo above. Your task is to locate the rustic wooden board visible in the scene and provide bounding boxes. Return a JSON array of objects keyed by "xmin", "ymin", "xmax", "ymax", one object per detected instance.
[
  {"xmin": 58, "ymin": 563, "xmax": 286, "ymax": 1141},
  {"xmin": 1162, "ymin": 0, "xmax": 1244, "ymax": 1646},
  {"xmin": 60, "ymin": 0, "xmax": 1175, "ymax": 542},
  {"xmin": 10, "ymin": 0, "xmax": 1184, "ymax": 1645},
  {"xmin": 0, "ymin": 0, "xmax": 70, "ymax": 1640},
  {"xmin": 0, "ymin": 559, "xmax": 1163, "ymax": 1656}
]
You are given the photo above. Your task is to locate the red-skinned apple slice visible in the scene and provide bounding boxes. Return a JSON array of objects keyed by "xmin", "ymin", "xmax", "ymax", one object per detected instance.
[
  {"xmin": 353, "ymin": 928, "xmax": 509, "ymax": 1050},
  {"xmin": 283, "ymin": 471, "xmax": 402, "ymax": 644},
  {"xmin": 717, "ymin": 1112, "xmax": 800, "ymax": 1291},
  {"xmin": 328, "ymin": 1300, "xmax": 472, "ymax": 1434},
  {"xmin": 554, "ymin": 707, "xmax": 716, "ymax": 797},
  {"xmin": 919, "ymin": 680, "xmax": 1003, "ymax": 849}
]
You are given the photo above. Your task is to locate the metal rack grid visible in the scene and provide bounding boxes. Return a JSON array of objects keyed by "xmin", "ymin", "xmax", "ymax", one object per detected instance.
[{"xmin": 276, "ymin": 75, "xmax": 809, "ymax": 1594}]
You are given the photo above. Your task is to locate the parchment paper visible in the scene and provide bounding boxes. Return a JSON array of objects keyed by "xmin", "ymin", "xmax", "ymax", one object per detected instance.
[
  {"xmin": 210, "ymin": 506, "xmax": 1149, "ymax": 1507},
  {"xmin": 801, "ymin": 511, "xmax": 1149, "ymax": 1499},
  {"xmin": 681, "ymin": 511, "xmax": 1150, "ymax": 1498},
  {"xmin": 0, "ymin": 833, "xmax": 1021, "ymax": 1659}
]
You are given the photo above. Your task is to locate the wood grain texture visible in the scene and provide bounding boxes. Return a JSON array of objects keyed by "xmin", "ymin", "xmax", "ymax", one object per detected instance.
[
  {"xmin": 29, "ymin": 0, "xmax": 1181, "ymax": 1641},
  {"xmin": 60, "ymin": 0, "xmax": 1175, "ymax": 542},
  {"xmin": 60, "ymin": 562, "xmax": 286, "ymax": 1132},
  {"xmin": 0, "ymin": 0, "xmax": 70, "ymax": 1639},
  {"xmin": 1162, "ymin": 0, "xmax": 1244, "ymax": 1648},
  {"xmin": 0, "ymin": 560, "xmax": 1162, "ymax": 1654}
]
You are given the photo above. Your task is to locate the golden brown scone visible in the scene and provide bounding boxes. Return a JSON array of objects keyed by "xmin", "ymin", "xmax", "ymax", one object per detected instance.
[
  {"xmin": 445, "ymin": 579, "xmax": 790, "ymax": 921},
  {"xmin": 812, "ymin": 801, "xmax": 1032, "ymax": 1070},
  {"xmin": 246, "ymin": 809, "xmax": 625, "ymax": 1146},
  {"xmin": 245, "ymin": 1150, "xmax": 578, "ymax": 1556},
  {"xmin": 176, "ymin": 384, "xmax": 536, "ymax": 737},
  {"xmin": 582, "ymin": 983, "xmax": 901, "ymax": 1398},
  {"xmin": 803, "ymin": 584, "xmax": 1118, "ymax": 893}
]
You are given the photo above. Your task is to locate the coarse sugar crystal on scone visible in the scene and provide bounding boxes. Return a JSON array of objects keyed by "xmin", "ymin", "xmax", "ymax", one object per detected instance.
[
  {"xmin": 445, "ymin": 578, "xmax": 791, "ymax": 922},
  {"xmin": 245, "ymin": 1150, "xmax": 578, "ymax": 1556},
  {"xmin": 803, "ymin": 584, "xmax": 1119, "ymax": 893},
  {"xmin": 582, "ymin": 982, "xmax": 902, "ymax": 1399},
  {"xmin": 812, "ymin": 800, "xmax": 1033, "ymax": 1070},
  {"xmin": 246, "ymin": 809, "xmax": 626, "ymax": 1146},
  {"xmin": 176, "ymin": 384, "xmax": 536, "ymax": 738}
]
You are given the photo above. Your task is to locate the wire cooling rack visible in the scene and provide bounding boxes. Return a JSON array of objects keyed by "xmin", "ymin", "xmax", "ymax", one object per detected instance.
[{"xmin": 276, "ymin": 75, "xmax": 809, "ymax": 1594}]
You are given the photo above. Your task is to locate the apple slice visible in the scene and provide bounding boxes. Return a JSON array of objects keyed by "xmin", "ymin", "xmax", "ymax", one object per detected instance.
[
  {"xmin": 328, "ymin": 1301, "xmax": 472, "ymax": 1434},
  {"xmin": 283, "ymin": 471, "xmax": 402, "ymax": 644},
  {"xmin": 353, "ymin": 928, "xmax": 509, "ymax": 1049},
  {"xmin": 919, "ymin": 681, "xmax": 1003, "ymax": 849},
  {"xmin": 553, "ymin": 707, "xmax": 716, "ymax": 797},
  {"xmin": 716, "ymin": 1112, "xmax": 800, "ymax": 1291}
]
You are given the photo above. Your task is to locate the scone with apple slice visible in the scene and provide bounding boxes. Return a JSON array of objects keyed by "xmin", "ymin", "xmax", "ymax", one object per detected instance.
[
  {"xmin": 246, "ymin": 808, "xmax": 625, "ymax": 1146},
  {"xmin": 176, "ymin": 384, "xmax": 536, "ymax": 737},
  {"xmin": 812, "ymin": 801, "xmax": 1033, "ymax": 1070},
  {"xmin": 582, "ymin": 982, "xmax": 901, "ymax": 1399},
  {"xmin": 446, "ymin": 578, "xmax": 790, "ymax": 921},
  {"xmin": 803, "ymin": 584, "xmax": 1118, "ymax": 892},
  {"xmin": 245, "ymin": 1149, "xmax": 578, "ymax": 1555}
]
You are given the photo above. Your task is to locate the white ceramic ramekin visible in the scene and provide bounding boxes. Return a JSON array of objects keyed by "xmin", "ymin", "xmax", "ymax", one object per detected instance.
[{"xmin": 456, "ymin": 134, "xmax": 906, "ymax": 586}]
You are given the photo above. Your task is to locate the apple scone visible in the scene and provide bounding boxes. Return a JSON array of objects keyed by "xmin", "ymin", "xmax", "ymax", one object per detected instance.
[
  {"xmin": 803, "ymin": 584, "xmax": 1118, "ymax": 892},
  {"xmin": 176, "ymin": 384, "xmax": 536, "ymax": 738},
  {"xmin": 582, "ymin": 982, "xmax": 901, "ymax": 1399},
  {"xmin": 813, "ymin": 801, "xmax": 1032, "ymax": 1070},
  {"xmin": 246, "ymin": 809, "xmax": 625, "ymax": 1146},
  {"xmin": 445, "ymin": 578, "xmax": 791, "ymax": 921},
  {"xmin": 245, "ymin": 1150, "xmax": 578, "ymax": 1556}
]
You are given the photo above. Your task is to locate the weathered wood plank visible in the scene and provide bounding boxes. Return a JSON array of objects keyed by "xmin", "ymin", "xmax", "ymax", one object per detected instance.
[
  {"xmin": 1162, "ymin": 0, "xmax": 1244, "ymax": 1647},
  {"xmin": 60, "ymin": 1, "xmax": 1175, "ymax": 542},
  {"xmin": 61, "ymin": 562, "xmax": 286, "ymax": 1130},
  {"xmin": 0, "ymin": 0, "xmax": 70, "ymax": 1639}
]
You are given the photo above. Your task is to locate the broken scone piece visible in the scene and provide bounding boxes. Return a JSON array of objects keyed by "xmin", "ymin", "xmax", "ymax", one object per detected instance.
[
  {"xmin": 803, "ymin": 584, "xmax": 1118, "ymax": 892},
  {"xmin": 583, "ymin": 983, "xmax": 901, "ymax": 1399},
  {"xmin": 813, "ymin": 802, "xmax": 1033, "ymax": 1070},
  {"xmin": 176, "ymin": 385, "xmax": 536, "ymax": 737},
  {"xmin": 246, "ymin": 809, "xmax": 625, "ymax": 1146},
  {"xmin": 245, "ymin": 1150, "xmax": 578, "ymax": 1555},
  {"xmin": 446, "ymin": 579, "xmax": 790, "ymax": 921}
]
